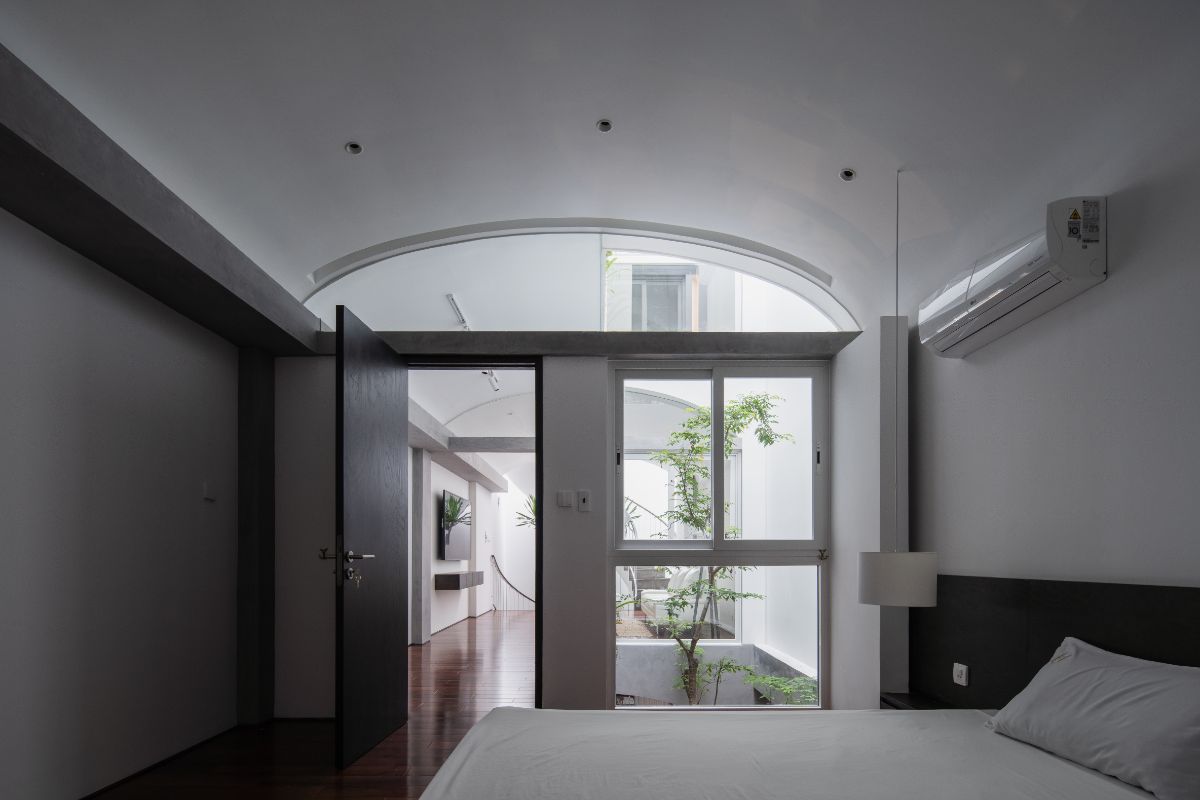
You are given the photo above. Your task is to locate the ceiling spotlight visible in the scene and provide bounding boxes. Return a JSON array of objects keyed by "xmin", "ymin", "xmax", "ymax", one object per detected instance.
[
  {"xmin": 839, "ymin": 167, "xmax": 857, "ymax": 182},
  {"xmin": 344, "ymin": 141, "xmax": 363, "ymax": 155},
  {"xmin": 446, "ymin": 293, "xmax": 470, "ymax": 329},
  {"xmin": 595, "ymin": 118, "xmax": 613, "ymax": 133}
]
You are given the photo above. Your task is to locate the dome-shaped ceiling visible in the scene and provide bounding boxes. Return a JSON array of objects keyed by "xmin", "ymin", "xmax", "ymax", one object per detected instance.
[{"xmin": 3, "ymin": 1, "xmax": 1197, "ymax": 320}]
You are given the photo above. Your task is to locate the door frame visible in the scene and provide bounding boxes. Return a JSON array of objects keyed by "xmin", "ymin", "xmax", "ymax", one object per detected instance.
[{"xmin": 403, "ymin": 355, "xmax": 544, "ymax": 708}]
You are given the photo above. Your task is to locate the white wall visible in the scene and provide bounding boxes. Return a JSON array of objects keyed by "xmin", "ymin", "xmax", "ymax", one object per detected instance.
[
  {"xmin": 469, "ymin": 482, "xmax": 497, "ymax": 618},
  {"xmin": 431, "ymin": 463, "xmax": 471, "ymax": 632},
  {"xmin": 0, "ymin": 209, "xmax": 239, "ymax": 798},
  {"xmin": 910, "ymin": 160, "xmax": 1200, "ymax": 588},
  {"xmin": 308, "ymin": 234, "xmax": 604, "ymax": 332},
  {"xmin": 274, "ymin": 357, "xmax": 335, "ymax": 718},
  {"xmin": 495, "ymin": 459, "xmax": 537, "ymax": 599},
  {"xmin": 830, "ymin": 325, "xmax": 882, "ymax": 708},
  {"xmin": 541, "ymin": 357, "xmax": 612, "ymax": 709}
]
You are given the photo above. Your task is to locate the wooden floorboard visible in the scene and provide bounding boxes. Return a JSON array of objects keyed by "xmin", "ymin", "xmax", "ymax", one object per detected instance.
[{"xmin": 93, "ymin": 611, "xmax": 535, "ymax": 799}]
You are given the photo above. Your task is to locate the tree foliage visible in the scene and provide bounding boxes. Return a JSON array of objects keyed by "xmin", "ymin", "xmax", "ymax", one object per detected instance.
[
  {"xmin": 640, "ymin": 393, "xmax": 800, "ymax": 704},
  {"xmin": 514, "ymin": 495, "xmax": 536, "ymax": 528},
  {"xmin": 746, "ymin": 673, "xmax": 819, "ymax": 705},
  {"xmin": 650, "ymin": 393, "xmax": 792, "ymax": 537}
]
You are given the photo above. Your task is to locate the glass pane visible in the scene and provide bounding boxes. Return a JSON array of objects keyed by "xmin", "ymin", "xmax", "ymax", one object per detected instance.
[
  {"xmin": 643, "ymin": 279, "xmax": 684, "ymax": 331},
  {"xmin": 622, "ymin": 378, "xmax": 713, "ymax": 540},
  {"xmin": 722, "ymin": 376, "xmax": 814, "ymax": 540},
  {"xmin": 615, "ymin": 564, "xmax": 820, "ymax": 707}
]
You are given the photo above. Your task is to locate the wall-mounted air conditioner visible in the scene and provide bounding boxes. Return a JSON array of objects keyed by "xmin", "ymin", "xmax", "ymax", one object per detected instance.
[{"xmin": 918, "ymin": 196, "xmax": 1107, "ymax": 358}]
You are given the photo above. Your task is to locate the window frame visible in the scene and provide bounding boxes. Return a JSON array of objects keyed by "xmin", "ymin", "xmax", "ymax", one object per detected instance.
[
  {"xmin": 609, "ymin": 360, "xmax": 831, "ymax": 709},
  {"xmin": 629, "ymin": 264, "xmax": 698, "ymax": 332},
  {"xmin": 613, "ymin": 361, "xmax": 830, "ymax": 555}
]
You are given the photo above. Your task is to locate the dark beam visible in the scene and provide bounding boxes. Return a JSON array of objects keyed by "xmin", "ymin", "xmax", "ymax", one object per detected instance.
[
  {"xmin": 0, "ymin": 44, "xmax": 321, "ymax": 355},
  {"xmin": 319, "ymin": 331, "xmax": 861, "ymax": 359}
]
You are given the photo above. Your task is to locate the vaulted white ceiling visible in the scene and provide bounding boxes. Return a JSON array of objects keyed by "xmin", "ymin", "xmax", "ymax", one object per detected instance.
[{"xmin": 2, "ymin": 1, "xmax": 1198, "ymax": 320}]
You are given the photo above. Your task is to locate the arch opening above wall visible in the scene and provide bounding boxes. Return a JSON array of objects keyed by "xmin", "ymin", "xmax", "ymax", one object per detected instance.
[{"xmin": 304, "ymin": 223, "xmax": 858, "ymax": 334}]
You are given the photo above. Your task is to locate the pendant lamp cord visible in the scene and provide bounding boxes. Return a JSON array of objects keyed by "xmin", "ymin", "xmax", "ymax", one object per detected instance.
[{"xmin": 893, "ymin": 168, "xmax": 902, "ymax": 553}]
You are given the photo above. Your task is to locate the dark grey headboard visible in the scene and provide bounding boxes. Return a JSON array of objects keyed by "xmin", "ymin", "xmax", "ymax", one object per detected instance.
[{"xmin": 910, "ymin": 575, "xmax": 1200, "ymax": 709}]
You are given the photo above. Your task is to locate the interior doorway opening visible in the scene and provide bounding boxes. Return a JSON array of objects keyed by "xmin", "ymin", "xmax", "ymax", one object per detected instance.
[{"xmin": 406, "ymin": 364, "xmax": 539, "ymax": 713}]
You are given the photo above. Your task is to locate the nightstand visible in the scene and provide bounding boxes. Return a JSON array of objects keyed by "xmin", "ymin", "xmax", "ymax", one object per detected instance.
[{"xmin": 879, "ymin": 692, "xmax": 951, "ymax": 710}]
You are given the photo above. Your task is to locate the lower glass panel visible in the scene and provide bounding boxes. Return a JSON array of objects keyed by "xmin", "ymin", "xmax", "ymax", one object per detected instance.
[{"xmin": 615, "ymin": 565, "xmax": 819, "ymax": 707}]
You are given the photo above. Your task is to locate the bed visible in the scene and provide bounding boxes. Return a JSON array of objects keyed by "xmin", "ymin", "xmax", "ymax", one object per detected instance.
[
  {"xmin": 421, "ymin": 706, "xmax": 1152, "ymax": 800},
  {"xmin": 425, "ymin": 578, "xmax": 1200, "ymax": 799}
]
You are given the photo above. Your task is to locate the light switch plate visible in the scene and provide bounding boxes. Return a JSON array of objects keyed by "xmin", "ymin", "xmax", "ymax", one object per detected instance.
[
  {"xmin": 556, "ymin": 490, "xmax": 576, "ymax": 508},
  {"xmin": 953, "ymin": 662, "xmax": 969, "ymax": 687},
  {"xmin": 577, "ymin": 490, "xmax": 591, "ymax": 512}
]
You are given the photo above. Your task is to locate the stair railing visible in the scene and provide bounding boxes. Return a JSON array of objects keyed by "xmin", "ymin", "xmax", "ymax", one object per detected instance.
[{"xmin": 491, "ymin": 554, "xmax": 535, "ymax": 612}]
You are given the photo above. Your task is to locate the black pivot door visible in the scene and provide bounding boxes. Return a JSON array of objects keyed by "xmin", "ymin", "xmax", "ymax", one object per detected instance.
[{"xmin": 336, "ymin": 306, "xmax": 409, "ymax": 768}]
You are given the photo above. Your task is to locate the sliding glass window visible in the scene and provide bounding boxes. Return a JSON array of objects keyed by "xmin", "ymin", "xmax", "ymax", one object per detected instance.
[
  {"xmin": 612, "ymin": 363, "xmax": 830, "ymax": 708},
  {"xmin": 616, "ymin": 365, "xmax": 828, "ymax": 551}
]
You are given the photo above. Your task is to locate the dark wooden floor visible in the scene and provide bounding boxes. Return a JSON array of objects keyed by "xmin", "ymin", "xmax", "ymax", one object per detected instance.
[{"xmin": 95, "ymin": 611, "xmax": 535, "ymax": 799}]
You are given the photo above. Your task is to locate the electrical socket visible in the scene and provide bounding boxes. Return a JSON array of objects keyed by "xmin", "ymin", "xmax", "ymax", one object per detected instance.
[
  {"xmin": 953, "ymin": 662, "xmax": 969, "ymax": 687},
  {"xmin": 577, "ymin": 490, "xmax": 591, "ymax": 512}
]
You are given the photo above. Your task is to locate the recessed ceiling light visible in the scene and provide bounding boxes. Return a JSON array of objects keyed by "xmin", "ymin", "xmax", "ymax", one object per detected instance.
[
  {"xmin": 595, "ymin": 119, "xmax": 613, "ymax": 133},
  {"xmin": 839, "ymin": 167, "xmax": 857, "ymax": 182},
  {"xmin": 344, "ymin": 141, "xmax": 363, "ymax": 155}
]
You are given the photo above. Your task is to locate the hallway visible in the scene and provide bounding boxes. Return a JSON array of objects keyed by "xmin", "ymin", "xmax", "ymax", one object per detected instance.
[{"xmin": 95, "ymin": 611, "xmax": 535, "ymax": 799}]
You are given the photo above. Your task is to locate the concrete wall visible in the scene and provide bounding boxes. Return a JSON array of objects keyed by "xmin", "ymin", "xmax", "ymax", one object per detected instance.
[
  {"xmin": 0, "ymin": 209, "xmax": 239, "ymax": 798},
  {"xmin": 274, "ymin": 357, "xmax": 335, "ymax": 718},
  {"xmin": 909, "ymin": 150, "xmax": 1200, "ymax": 589},
  {"xmin": 616, "ymin": 643, "xmax": 758, "ymax": 705}
]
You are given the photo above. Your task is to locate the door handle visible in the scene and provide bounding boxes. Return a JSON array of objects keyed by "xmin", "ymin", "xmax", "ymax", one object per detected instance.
[{"xmin": 345, "ymin": 551, "xmax": 375, "ymax": 560}]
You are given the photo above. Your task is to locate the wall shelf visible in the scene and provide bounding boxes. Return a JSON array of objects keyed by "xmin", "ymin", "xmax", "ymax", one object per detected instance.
[{"xmin": 434, "ymin": 571, "xmax": 484, "ymax": 591}]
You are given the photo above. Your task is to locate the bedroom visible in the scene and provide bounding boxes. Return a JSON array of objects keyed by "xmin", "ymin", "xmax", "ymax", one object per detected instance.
[{"xmin": 0, "ymin": 1, "xmax": 1197, "ymax": 798}]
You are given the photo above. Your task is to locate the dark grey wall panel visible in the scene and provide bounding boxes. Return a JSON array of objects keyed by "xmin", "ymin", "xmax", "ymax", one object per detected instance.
[
  {"xmin": 911, "ymin": 575, "xmax": 1200, "ymax": 709},
  {"xmin": 0, "ymin": 44, "xmax": 321, "ymax": 355},
  {"xmin": 237, "ymin": 347, "xmax": 275, "ymax": 724},
  {"xmin": 0, "ymin": 208, "xmax": 239, "ymax": 797}
]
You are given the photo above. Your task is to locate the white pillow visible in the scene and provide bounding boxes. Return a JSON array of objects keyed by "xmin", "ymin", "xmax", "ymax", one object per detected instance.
[{"xmin": 991, "ymin": 637, "xmax": 1200, "ymax": 800}]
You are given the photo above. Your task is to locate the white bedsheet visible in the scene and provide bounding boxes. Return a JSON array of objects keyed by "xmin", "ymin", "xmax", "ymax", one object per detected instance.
[{"xmin": 422, "ymin": 707, "xmax": 1152, "ymax": 800}]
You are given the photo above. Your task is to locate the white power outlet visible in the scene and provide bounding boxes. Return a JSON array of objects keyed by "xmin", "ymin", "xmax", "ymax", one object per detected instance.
[
  {"xmin": 953, "ymin": 662, "xmax": 970, "ymax": 687},
  {"xmin": 577, "ymin": 490, "xmax": 592, "ymax": 512}
]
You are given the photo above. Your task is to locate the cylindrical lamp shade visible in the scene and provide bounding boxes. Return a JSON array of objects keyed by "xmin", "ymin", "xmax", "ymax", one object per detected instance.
[{"xmin": 859, "ymin": 551, "xmax": 938, "ymax": 607}]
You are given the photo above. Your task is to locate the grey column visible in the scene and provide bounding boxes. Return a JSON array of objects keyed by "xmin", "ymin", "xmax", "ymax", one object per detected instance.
[
  {"xmin": 410, "ymin": 448, "xmax": 433, "ymax": 644},
  {"xmin": 879, "ymin": 316, "xmax": 910, "ymax": 694},
  {"xmin": 237, "ymin": 347, "xmax": 275, "ymax": 723}
]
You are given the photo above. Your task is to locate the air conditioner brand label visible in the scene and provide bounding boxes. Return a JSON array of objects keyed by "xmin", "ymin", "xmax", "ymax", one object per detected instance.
[{"xmin": 1081, "ymin": 199, "xmax": 1101, "ymax": 244}]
